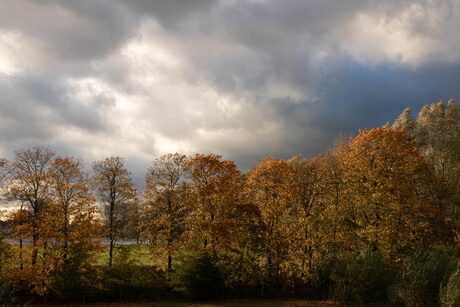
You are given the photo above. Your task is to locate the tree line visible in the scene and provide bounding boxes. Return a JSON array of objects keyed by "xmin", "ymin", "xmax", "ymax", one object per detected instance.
[{"xmin": 0, "ymin": 99, "xmax": 459, "ymax": 305}]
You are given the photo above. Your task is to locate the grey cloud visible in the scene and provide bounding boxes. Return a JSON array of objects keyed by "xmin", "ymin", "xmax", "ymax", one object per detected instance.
[
  {"xmin": 0, "ymin": 0, "xmax": 135, "ymax": 63},
  {"xmin": 120, "ymin": 0, "xmax": 216, "ymax": 29},
  {"xmin": 1, "ymin": 0, "xmax": 460, "ymax": 186}
]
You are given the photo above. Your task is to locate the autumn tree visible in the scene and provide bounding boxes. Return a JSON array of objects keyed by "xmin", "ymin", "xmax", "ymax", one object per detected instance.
[
  {"xmin": 336, "ymin": 128, "xmax": 453, "ymax": 256},
  {"xmin": 0, "ymin": 158, "xmax": 10, "ymax": 273},
  {"xmin": 38, "ymin": 156, "xmax": 101, "ymax": 296},
  {"xmin": 287, "ymin": 155, "xmax": 335, "ymax": 277},
  {"xmin": 245, "ymin": 157, "xmax": 297, "ymax": 280},
  {"xmin": 187, "ymin": 154, "xmax": 241, "ymax": 251},
  {"xmin": 143, "ymin": 153, "xmax": 190, "ymax": 271},
  {"xmin": 47, "ymin": 157, "xmax": 100, "ymax": 259},
  {"xmin": 7, "ymin": 146, "xmax": 55, "ymax": 266},
  {"xmin": 92, "ymin": 156, "xmax": 137, "ymax": 266}
]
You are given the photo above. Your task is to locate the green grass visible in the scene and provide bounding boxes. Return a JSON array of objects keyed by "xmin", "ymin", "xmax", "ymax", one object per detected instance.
[{"xmin": 92, "ymin": 244, "xmax": 157, "ymax": 266}]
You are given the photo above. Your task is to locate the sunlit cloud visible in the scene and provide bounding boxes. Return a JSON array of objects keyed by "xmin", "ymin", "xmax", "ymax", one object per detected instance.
[{"xmin": 0, "ymin": 0, "xmax": 460, "ymax": 188}]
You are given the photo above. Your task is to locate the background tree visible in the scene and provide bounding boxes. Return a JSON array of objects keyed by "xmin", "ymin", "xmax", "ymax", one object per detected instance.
[
  {"xmin": 142, "ymin": 153, "xmax": 190, "ymax": 271},
  {"xmin": 0, "ymin": 158, "xmax": 11, "ymax": 273},
  {"xmin": 393, "ymin": 100, "xmax": 460, "ymax": 219},
  {"xmin": 7, "ymin": 146, "xmax": 55, "ymax": 266},
  {"xmin": 92, "ymin": 156, "xmax": 137, "ymax": 266}
]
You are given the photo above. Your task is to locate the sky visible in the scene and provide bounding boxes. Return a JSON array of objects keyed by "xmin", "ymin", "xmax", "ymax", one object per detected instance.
[{"xmin": 1, "ymin": 0, "xmax": 460, "ymax": 186}]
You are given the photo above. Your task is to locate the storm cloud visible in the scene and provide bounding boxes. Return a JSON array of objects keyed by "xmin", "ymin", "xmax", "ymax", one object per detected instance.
[{"xmin": 1, "ymin": 0, "xmax": 460, "ymax": 186}]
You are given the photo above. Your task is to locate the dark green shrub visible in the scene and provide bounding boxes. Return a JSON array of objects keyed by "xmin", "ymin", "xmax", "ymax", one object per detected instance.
[
  {"xmin": 50, "ymin": 249, "xmax": 101, "ymax": 301},
  {"xmin": 169, "ymin": 251, "xmax": 225, "ymax": 300},
  {"xmin": 395, "ymin": 248, "xmax": 451, "ymax": 307},
  {"xmin": 0, "ymin": 280, "xmax": 16, "ymax": 306},
  {"xmin": 440, "ymin": 262, "xmax": 460, "ymax": 307},
  {"xmin": 328, "ymin": 249, "xmax": 395, "ymax": 304},
  {"xmin": 99, "ymin": 264, "xmax": 167, "ymax": 302},
  {"xmin": 310, "ymin": 252, "xmax": 337, "ymax": 300}
]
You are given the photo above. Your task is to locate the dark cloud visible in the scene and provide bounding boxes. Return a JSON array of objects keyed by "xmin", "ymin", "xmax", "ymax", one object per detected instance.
[
  {"xmin": 0, "ymin": 0, "xmax": 459, "ymax": 190},
  {"xmin": 120, "ymin": 0, "xmax": 216, "ymax": 29},
  {"xmin": 0, "ymin": 0, "xmax": 135, "ymax": 63}
]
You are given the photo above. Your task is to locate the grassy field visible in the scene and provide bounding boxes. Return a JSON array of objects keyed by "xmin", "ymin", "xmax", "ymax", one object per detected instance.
[{"xmin": 93, "ymin": 244, "xmax": 156, "ymax": 266}]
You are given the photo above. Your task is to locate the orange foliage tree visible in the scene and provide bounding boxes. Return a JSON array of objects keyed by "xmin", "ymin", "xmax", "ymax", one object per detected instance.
[
  {"xmin": 245, "ymin": 157, "xmax": 297, "ymax": 280},
  {"xmin": 335, "ymin": 128, "xmax": 454, "ymax": 257},
  {"xmin": 187, "ymin": 154, "xmax": 241, "ymax": 251},
  {"xmin": 46, "ymin": 157, "xmax": 101, "ymax": 260}
]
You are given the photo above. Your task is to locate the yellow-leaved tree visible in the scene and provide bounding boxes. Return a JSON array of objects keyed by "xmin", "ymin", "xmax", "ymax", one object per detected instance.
[
  {"xmin": 245, "ymin": 157, "xmax": 297, "ymax": 281},
  {"xmin": 336, "ymin": 128, "xmax": 454, "ymax": 257},
  {"xmin": 187, "ymin": 154, "xmax": 241, "ymax": 251},
  {"xmin": 142, "ymin": 153, "xmax": 190, "ymax": 272}
]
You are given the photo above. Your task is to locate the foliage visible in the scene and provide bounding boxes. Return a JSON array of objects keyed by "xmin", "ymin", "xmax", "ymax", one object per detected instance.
[
  {"xmin": 7, "ymin": 146, "xmax": 55, "ymax": 266},
  {"xmin": 336, "ymin": 128, "xmax": 453, "ymax": 256},
  {"xmin": 142, "ymin": 153, "xmax": 190, "ymax": 271},
  {"xmin": 98, "ymin": 264, "xmax": 167, "ymax": 302},
  {"xmin": 50, "ymin": 248, "xmax": 101, "ymax": 301},
  {"xmin": 169, "ymin": 251, "xmax": 225, "ymax": 299},
  {"xmin": 329, "ymin": 249, "xmax": 395, "ymax": 304},
  {"xmin": 187, "ymin": 154, "xmax": 241, "ymax": 251},
  {"xmin": 245, "ymin": 157, "xmax": 297, "ymax": 280},
  {"xmin": 440, "ymin": 262, "xmax": 460, "ymax": 307},
  {"xmin": 393, "ymin": 100, "xmax": 460, "ymax": 223},
  {"xmin": 394, "ymin": 248, "xmax": 451, "ymax": 307},
  {"xmin": 0, "ymin": 98, "xmax": 458, "ymax": 303}
]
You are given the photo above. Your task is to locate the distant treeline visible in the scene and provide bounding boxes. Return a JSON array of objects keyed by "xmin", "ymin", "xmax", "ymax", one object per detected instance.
[{"xmin": 0, "ymin": 100, "xmax": 459, "ymax": 305}]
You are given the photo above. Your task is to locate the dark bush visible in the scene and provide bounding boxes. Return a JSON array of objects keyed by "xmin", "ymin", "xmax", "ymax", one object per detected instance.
[
  {"xmin": 394, "ymin": 248, "xmax": 451, "ymax": 307},
  {"xmin": 0, "ymin": 280, "xmax": 16, "ymax": 306},
  {"xmin": 328, "ymin": 249, "xmax": 395, "ymax": 304},
  {"xmin": 169, "ymin": 251, "xmax": 225, "ymax": 300},
  {"xmin": 440, "ymin": 262, "xmax": 460, "ymax": 307},
  {"xmin": 98, "ymin": 264, "xmax": 167, "ymax": 302},
  {"xmin": 310, "ymin": 252, "xmax": 337, "ymax": 300},
  {"xmin": 51, "ymin": 249, "xmax": 101, "ymax": 301}
]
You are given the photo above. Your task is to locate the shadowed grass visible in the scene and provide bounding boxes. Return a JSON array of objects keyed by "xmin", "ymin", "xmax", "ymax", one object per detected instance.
[{"xmin": 45, "ymin": 299, "xmax": 343, "ymax": 306}]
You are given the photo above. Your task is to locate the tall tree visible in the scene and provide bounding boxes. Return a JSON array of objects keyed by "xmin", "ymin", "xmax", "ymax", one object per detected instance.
[
  {"xmin": 47, "ymin": 157, "xmax": 100, "ymax": 260},
  {"xmin": 336, "ymin": 128, "xmax": 453, "ymax": 256},
  {"xmin": 143, "ymin": 153, "xmax": 190, "ymax": 271},
  {"xmin": 393, "ymin": 100, "xmax": 460, "ymax": 220},
  {"xmin": 287, "ymin": 155, "xmax": 330, "ymax": 276},
  {"xmin": 187, "ymin": 154, "xmax": 241, "ymax": 251},
  {"xmin": 7, "ymin": 146, "xmax": 55, "ymax": 265},
  {"xmin": 245, "ymin": 157, "xmax": 297, "ymax": 280},
  {"xmin": 92, "ymin": 156, "xmax": 137, "ymax": 266}
]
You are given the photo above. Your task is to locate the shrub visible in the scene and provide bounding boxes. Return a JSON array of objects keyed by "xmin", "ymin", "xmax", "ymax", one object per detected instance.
[
  {"xmin": 395, "ymin": 248, "xmax": 451, "ymax": 307},
  {"xmin": 169, "ymin": 251, "xmax": 225, "ymax": 300},
  {"xmin": 51, "ymin": 249, "xmax": 101, "ymax": 301},
  {"xmin": 328, "ymin": 249, "xmax": 395, "ymax": 304},
  {"xmin": 0, "ymin": 281, "xmax": 16, "ymax": 306},
  {"xmin": 440, "ymin": 262, "xmax": 460, "ymax": 307},
  {"xmin": 98, "ymin": 264, "xmax": 167, "ymax": 302},
  {"xmin": 310, "ymin": 252, "xmax": 337, "ymax": 300}
]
